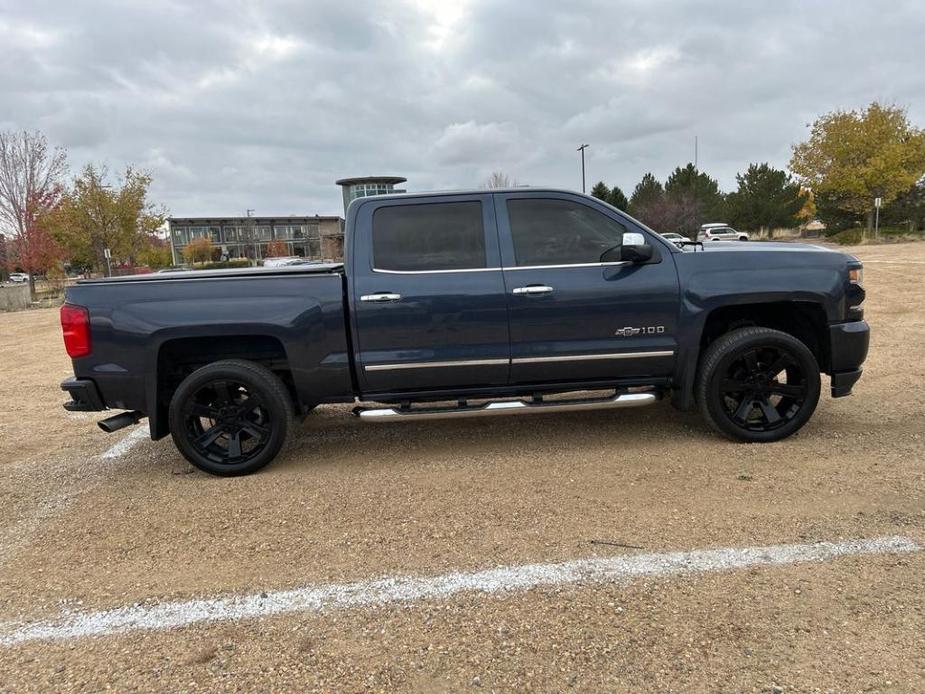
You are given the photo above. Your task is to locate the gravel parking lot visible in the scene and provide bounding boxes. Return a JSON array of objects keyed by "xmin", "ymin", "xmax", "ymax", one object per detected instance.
[{"xmin": 1, "ymin": 242, "xmax": 923, "ymax": 692}]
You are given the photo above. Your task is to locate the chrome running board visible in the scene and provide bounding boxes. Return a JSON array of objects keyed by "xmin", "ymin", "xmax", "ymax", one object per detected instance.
[{"xmin": 354, "ymin": 391, "xmax": 658, "ymax": 422}]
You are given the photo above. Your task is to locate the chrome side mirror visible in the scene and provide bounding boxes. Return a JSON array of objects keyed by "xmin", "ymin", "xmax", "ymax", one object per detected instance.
[
  {"xmin": 620, "ymin": 232, "xmax": 653, "ymax": 263},
  {"xmin": 622, "ymin": 232, "xmax": 645, "ymax": 246}
]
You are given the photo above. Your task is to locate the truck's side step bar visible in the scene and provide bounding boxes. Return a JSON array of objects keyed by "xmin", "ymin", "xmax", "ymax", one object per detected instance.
[{"xmin": 354, "ymin": 391, "xmax": 659, "ymax": 422}]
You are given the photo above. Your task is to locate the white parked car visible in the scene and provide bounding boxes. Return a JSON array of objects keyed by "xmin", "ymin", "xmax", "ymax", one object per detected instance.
[
  {"xmin": 660, "ymin": 233, "xmax": 691, "ymax": 245},
  {"xmin": 262, "ymin": 256, "xmax": 302, "ymax": 268},
  {"xmin": 699, "ymin": 224, "xmax": 749, "ymax": 241},
  {"xmin": 8, "ymin": 272, "xmax": 29, "ymax": 283}
]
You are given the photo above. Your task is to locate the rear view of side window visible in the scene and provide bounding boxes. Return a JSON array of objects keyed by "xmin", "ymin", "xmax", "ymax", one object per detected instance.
[
  {"xmin": 507, "ymin": 198, "xmax": 626, "ymax": 267},
  {"xmin": 373, "ymin": 202, "xmax": 486, "ymax": 272}
]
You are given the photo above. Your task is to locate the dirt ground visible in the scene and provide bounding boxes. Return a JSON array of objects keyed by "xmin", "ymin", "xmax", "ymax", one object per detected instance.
[{"xmin": 0, "ymin": 242, "xmax": 923, "ymax": 692}]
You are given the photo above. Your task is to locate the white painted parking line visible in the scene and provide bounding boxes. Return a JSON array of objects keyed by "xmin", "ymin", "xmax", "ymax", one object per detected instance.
[
  {"xmin": 0, "ymin": 535, "xmax": 917, "ymax": 647},
  {"xmin": 100, "ymin": 426, "xmax": 148, "ymax": 460},
  {"xmin": 860, "ymin": 260, "xmax": 925, "ymax": 264}
]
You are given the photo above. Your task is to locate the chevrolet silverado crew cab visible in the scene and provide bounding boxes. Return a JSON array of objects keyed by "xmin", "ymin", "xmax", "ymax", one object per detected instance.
[{"xmin": 59, "ymin": 189, "xmax": 869, "ymax": 476}]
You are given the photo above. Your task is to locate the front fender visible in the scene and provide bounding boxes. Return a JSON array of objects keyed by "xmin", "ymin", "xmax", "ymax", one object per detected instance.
[{"xmin": 670, "ymin": 246, "xmax": 853, "ymax": 410}]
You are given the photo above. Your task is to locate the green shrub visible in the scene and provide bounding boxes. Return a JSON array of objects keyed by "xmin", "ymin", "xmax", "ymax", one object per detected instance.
[
  {"xmin": 831, "ymin": 229, "xmax": 864, "ymax": 245},
  {"xmin": 197, "ymin": 259, "xmax": 252, "ymax": 270},
  {"xmin": 877, "ymin": 225, "xmax": 924, "ymax": 237}
]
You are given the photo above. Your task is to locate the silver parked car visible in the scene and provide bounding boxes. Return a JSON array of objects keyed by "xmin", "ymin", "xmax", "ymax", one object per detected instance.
[{"xmin": 698, "ymin": 224, "xmax": 749, "ymax": 241}]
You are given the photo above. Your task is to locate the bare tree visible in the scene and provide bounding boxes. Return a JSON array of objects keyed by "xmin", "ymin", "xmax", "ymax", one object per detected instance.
[
  {"xmin": 0, "ymin": 131, "xmax": 67, "ymax": 296},
  {"xmin": 482, "ymin": 171, "xmax": 518, "ymax": 189},
  {"xmin": 0, "ymin": 130, "xmax": 68, "ymax": 237}
]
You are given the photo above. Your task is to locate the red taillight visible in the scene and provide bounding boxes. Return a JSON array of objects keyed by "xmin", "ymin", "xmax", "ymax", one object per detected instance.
[{"xmin": 60, "ymin": 304, "xmax": 91, "ymax": 358}]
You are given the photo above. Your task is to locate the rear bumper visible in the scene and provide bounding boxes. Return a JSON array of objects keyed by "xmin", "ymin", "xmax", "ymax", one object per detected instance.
[
  {"xmin": 61, "ymin": 377, "xmax": 106, "ymax": 411},
  {"xmin": 828, "ymin": 320, "xmax": 870, "ymax": 397}
]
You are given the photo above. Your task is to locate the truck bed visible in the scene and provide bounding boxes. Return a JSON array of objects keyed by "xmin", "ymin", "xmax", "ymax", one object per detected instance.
[{"xmin": 65, "ymin": 266, "xmax": 353, "ymax": 438}]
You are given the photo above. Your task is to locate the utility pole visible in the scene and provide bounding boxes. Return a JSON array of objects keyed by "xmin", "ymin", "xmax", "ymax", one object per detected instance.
[
  {"xmin": 99, "ymin": 184, "xmax": 114, "ymax": 277},
  {"xmin": 694, "ymin": 135, "xmax": 698, "ymax": 169},
  {"xmin": 577, "ymin": 144, "xmax": 589, "ymax": 193}
]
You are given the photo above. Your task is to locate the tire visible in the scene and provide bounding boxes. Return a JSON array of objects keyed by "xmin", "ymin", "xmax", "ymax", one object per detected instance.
[
  {"xmin": 696, "ymin": 327, "xmax": 821, "ymax": 442},
  {"xmin": 168, "ymin": 359, "xmax": 295, "ymax": 476},
  {"xmin": 738, "ymin": 236, "xmax": 748, "ymax": 241}
]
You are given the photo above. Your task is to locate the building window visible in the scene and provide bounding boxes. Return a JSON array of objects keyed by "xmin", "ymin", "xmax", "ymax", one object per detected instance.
[
  {"xmin": 209, "ymin": 226, "xmax": 222, "ymax": 242},
  {"xmin": 349, "ymin": 183, "xmax": 395, "ymax": 202},
  {"xmin": 171, "ymin": 227, "xmax": 189, "ymax": 244},
  {"xmin": 189, "ymin": 226, "xmax": 209, "ymax": 240}
]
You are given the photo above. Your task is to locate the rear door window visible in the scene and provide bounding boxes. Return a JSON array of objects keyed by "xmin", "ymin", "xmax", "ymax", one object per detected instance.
[{"xmin": 372, "ymin": 202, "xmax": 486, "ymax": 272}]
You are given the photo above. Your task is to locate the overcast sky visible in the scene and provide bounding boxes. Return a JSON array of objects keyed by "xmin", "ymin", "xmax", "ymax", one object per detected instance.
[{"xmin": 2, "ymin": 0, "xmax": 923, "ymax": 217}]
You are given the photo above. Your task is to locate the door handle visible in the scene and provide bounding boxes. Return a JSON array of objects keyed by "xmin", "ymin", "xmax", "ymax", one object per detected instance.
[
  {"xmin": 360, "ymin": 293, "xmax": 401, "ymax": 302},
  {"xmin": 512, "ymin": 285, "xmax": 554, "ymax": 295}
]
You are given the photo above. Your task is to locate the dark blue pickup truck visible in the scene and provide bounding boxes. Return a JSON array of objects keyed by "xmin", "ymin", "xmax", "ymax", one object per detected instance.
[{"xmin": 60, "ymin": 188, "xmax": 869, "ymax": 475}]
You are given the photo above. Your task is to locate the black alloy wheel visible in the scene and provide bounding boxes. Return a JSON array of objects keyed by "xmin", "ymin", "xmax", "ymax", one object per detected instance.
[
  {"xmin": 183, "ymin": 380, "xmax": 270, "ymax": 461},
  {"xmin": 719, "ymin": 345, "xmax": 809, "ymax": 431},
  {"xmin": 169, "ymin": 360, "xmax": 294, "ymax": 476},
  {"xmin": 697, "ymin": 327, "xmax": 821, "ymax": 442}
]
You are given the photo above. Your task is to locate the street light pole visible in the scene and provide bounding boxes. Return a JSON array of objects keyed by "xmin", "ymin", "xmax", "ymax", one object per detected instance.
[
  {"xmin": 246, "ymin": 208, "xmax": 257, "ymax": 263},
  {"xmin": 577, "ymin": 144, "xmax": 589, "ymax": 193}
]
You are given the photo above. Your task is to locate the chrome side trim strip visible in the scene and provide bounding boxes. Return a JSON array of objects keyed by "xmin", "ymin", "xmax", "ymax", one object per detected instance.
[
  {"xmin": 369, "ymin": 261, "xmax": 630, "ymax": 275},
  {"xmin": 512, "ymin": 350, "xmax": 674, "ymax": 364},
  {"xmin": 503, "ymin": 261, "xmax": 630, "ymax": 271},
  {"xmin": 365, "ymin": 351, "xmax": 674, "ymax": 371},
  {"xmin": 364, "ymin": 358, "xmax": 509, "ymax": 372},
  {"xmin": 356, "ymin": 392, "xmax": 658, "ymax": 422},
  {"xmin": 372, "ymin": 267, "xmax": 501, "ymax": 275}
]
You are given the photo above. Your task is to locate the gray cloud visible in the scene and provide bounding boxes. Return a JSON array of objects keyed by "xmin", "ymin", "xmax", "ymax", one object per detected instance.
[{"xmin": 1, "ymin": 0, "xmax": 923, "ymax": 216}]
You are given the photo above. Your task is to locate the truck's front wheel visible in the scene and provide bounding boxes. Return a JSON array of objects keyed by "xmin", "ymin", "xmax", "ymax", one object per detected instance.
[
  {"xmin": 696, "ymin": 327, "xmax": 821, "ymax": 442},
  {"xmin": 168, "ymin": 359, "xmax": 294, "ymax": 476}
]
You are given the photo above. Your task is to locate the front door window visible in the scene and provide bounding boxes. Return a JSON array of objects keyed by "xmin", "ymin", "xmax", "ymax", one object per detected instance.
[{"xmin": 507, "ymin": 198, "xmax": 626, "ymax": 266}]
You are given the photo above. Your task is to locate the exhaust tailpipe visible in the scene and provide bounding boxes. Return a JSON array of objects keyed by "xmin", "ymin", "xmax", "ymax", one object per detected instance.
[{"xmin": 98, "ymin": 410, "xmax": 145, "ymax": 433}]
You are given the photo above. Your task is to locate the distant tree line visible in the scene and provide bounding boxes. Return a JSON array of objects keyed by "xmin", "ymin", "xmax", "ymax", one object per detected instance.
[
  {"xmin": 590, "ymin": 101, "xmax": 925, "ymax": 238},
  {"xmin": 593, "ymin": 162, "xmax": 812, "ymax": 238}
]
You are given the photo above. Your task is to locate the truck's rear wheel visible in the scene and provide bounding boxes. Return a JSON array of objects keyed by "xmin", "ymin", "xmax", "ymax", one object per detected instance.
[
  {"xmin": 168, "ymin": 359, "xmax": 294, "ymax": 476},
  {"xmin": 696, "ymin": 327, "xmax": 820, "ymax": 442}
]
